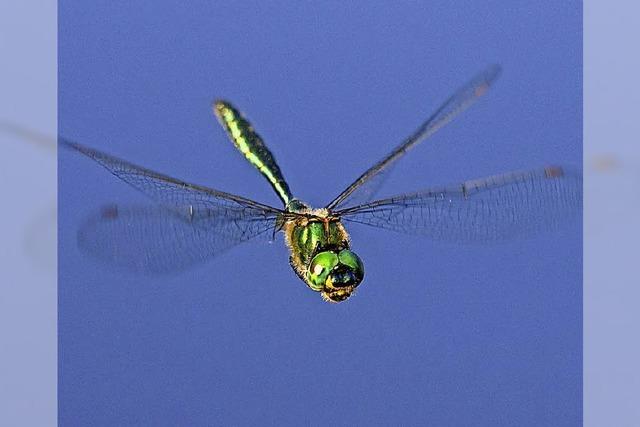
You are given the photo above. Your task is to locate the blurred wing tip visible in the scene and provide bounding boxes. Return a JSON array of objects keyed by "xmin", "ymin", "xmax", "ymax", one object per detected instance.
[
  {"xmin": 478, "ymin": 63, "xmax": 502, "ymax": 89},
  {"xmin": 486, "ymin": 63, "xmax": 502, "ymax": 77},
  {"xmin": 544, "ymin": 165, "xmax": 565, "ymax": 178},
  {"xmin": 99, "ymin": 204, "xmax": 121, "ymax": 220},
  {"xmin": 543, "ymin": 165, "xmax": 583, "ymax": 180}
]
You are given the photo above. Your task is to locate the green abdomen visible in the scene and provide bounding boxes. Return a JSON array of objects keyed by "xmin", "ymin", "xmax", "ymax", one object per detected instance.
[{"xmin": 214, "ymin": 100, "xmax": 292, "ymax": 205}]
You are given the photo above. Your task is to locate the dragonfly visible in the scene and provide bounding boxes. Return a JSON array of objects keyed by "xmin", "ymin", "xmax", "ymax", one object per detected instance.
[{"xmin": 62, "ymin": 64, "xmax": 581, "ymax": 303}]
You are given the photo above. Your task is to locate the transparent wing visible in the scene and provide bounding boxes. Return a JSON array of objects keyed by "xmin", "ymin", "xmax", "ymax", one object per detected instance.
[
  {"xmin": 78, "ymin": 204, "xmax": 278, "ymax": 274},
  {"xmin": 328, "ymin": 64, "xmax": 502, "ymax": 210},
  {"xmin": 330, "ymin": 164, "xmax": 396, "ymax": 210},
  {"xmin": 60, "ymin": 138, "xmax": 284, "ymax": 214},
  {"xmin": 336, "ymin": 166, "xmax": 581, "ymax": 242},
  {"xmin": 61, "ymin": 138, "xmax": 286, "ymax": 273}
]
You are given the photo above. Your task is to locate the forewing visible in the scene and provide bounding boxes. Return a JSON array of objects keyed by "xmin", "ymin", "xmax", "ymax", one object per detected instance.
[
  {"xmin": 61, "ymin": 138, "xmax": 283, "ymax": 214},
  {"xmin": 78, "ymin": 204, "xmax": 278, "ymax": 274},
  {"xmin": 328, "ymin": 64, "xmax": 502, "ymax": 210},
  {"xmin": 61, "ymin": 138, "xmax": 285, "ymax": 273},
  {"xmin": 330, "ymin": 164, "xmax": 396, "ymax": 210},
  {"xmin": 337, "ymin": 167, "xmax": 581, "ymax": 242}
]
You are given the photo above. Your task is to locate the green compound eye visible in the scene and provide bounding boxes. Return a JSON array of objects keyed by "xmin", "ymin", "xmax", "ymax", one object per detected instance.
[
  {"xmin": 338, "ymin": 250, "xmax": 364, "ymax": 281},
  {"xmin": 307, "ymin": 251, "xmax": 339, "ymax": 291}
]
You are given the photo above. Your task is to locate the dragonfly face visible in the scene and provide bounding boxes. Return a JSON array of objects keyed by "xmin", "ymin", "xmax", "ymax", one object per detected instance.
[
  {"xmin": 51, "ymin": 64, "xmax": 581, "ymax": 303},
  {"xmin": 308, "ymin": 249, "xmax": 365, "ymax": 302}
]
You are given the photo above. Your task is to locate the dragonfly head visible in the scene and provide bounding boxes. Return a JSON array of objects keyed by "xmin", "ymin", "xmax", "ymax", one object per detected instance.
[{"xmin": 306, "ymin": 249, "xmax": 365, "ymax": 303}]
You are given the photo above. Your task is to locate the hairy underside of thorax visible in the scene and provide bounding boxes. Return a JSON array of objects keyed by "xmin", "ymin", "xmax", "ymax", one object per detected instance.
[{"xmin": 282, "ymin": 209, "xmax": 350, "ymax": 283}]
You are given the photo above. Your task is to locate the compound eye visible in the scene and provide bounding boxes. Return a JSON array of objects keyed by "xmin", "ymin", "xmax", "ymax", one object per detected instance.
[
  {"xmin": 307, "ymin": 251, "xmax": 339, "ymax": 291},
  {"xmin": 337, "ymin": 250, "xmax": 364, "ymax": 282}
]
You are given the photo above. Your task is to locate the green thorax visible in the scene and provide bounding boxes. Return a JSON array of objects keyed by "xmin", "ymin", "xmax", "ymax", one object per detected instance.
[{"xmin": 283, "ymin": 199, "xmax": 350, "ymax": 282}]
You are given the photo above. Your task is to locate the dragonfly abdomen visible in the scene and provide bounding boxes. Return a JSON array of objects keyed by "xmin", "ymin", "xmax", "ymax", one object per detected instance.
[{"xmin": 214, "ymin": 100, "xmax": 293, "ymax": 206}]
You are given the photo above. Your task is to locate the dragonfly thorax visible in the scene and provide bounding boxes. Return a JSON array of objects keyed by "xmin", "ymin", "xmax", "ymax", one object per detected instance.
[
  {"xmin": 282, "ymin": 202, "xmax": 365, "ymax": 303},
  {"xmin": 284, "ymin": 198, "xmax": 332, "ymax": 220},
  {"xmin": 285, "ymin": 198, "xmax": 311, "ymax": 213}
]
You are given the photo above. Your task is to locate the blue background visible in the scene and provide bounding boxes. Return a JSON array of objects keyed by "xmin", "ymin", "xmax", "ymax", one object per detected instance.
[{"xmin": 59, "ymin": 2, "xmax": 581, "ymax": 426}]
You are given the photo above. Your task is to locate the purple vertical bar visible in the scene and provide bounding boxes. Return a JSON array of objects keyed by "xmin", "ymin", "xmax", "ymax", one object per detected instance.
[
  {"xmin": 0, "ymin": 1, "xmax": 57, "ymax": 426},
  {"xmin": 585, "ymin": 1, "xmax": 640, "ymax": 425}
]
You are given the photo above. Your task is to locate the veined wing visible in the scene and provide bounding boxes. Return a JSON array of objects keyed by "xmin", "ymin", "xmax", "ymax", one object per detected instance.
[
  {"xmin": 78, "ymin": 204, "xmax": 277, "ymax": 274},
  {"xmin": 327, "ymin": 64, "xmax": 502, "ymax": 210},
  {"xmin": 58, "ymin": 139, "xmax": 283, "ymax": 217},
  {"xmin": 61, "ymin": 138, "xmax": 284, "ymax": 214},
  {"xmin": 336, "ymin": 166, "xmax": 581, "ymax": 242},
  {"xmin": 329, "ymin": 164, "xmax": 395, "ymax": 211},
  {"xmin": 61, "ymin": 139, "xmax": 285, "ymax": 273}
]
